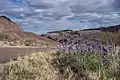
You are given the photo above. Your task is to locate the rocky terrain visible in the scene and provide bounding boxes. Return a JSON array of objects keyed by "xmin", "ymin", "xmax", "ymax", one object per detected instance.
[
  {"xmin": 0, "ymin": 16, "xmax": 60, "ymax": 48},
  {"xmin": 46, "ymin": 24, "xmax": 120, "ymax": 45},
  {"xmin": 45, "ymin": 25, "xmax": 120, "ymax": 53},
  {"xmin": 1, "ymin": 15, "xmax": 120, "ymax": 50},
  {"xmin": 45, "ymin": 30, "xmax": 102, "ymax": 45}
]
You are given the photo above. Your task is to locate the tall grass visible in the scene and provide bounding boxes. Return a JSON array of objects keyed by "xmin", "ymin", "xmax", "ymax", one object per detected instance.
[{"xmin": 0, "ymin": 52, "xmax": 120, "ymax": 80}]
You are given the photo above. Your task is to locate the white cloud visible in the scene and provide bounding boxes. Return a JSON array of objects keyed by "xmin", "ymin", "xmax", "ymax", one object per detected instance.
[{"xmin": 0, "ymin": 0, "xmax": 120, "ymax": 34}]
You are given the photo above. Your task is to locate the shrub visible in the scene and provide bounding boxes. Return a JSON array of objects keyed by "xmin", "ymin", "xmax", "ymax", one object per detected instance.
[{"xmin": 0, "ymin": 52, "xmax": 120, "ymax": 80}]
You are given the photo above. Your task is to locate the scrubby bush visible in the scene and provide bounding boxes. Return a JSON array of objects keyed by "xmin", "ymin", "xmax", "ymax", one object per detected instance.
[
  {"xmin": 0, "ymin": 52, "xmax": 120, "ymax": 80},
  {"xmin": 101, "ymin": 31, "xmax": 120, "ymax": 46}
]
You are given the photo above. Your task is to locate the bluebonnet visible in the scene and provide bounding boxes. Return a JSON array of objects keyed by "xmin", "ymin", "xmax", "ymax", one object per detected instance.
[
  {"xmin": 102, "ymin": 47, "xmax": 108, "ymax": 56},
  {"xmin": 58, "ymin": 36, "xmax": 112, "ymax": 56}
]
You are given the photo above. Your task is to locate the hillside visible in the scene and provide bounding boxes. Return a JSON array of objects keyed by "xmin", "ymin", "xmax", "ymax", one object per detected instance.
[
  {"xmin": 46, "ymin": 30, "xmax": 101, "ymax": 44},
  {"xmin": 0, "ymin": 16, "xmax": 27, "ymax": 41},
  {"xmin": 46, "ymin": 24, "xmax": 120, "ymax": 45},
  {"xmin": 45, "ymin": 24, "xmax": 120, "ymax": 53},
  {"xmin": 0, "ymin": 16, "xmax": 59, "ymax": 47}
]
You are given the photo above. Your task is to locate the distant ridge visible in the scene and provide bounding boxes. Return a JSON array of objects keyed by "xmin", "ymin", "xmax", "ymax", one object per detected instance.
[
  {"xmin": 48, "ymin": 29, "xmax": 73, "ymax": 33},
  {"xmin": 83, "ymin": 24, "xmax": 120, "ymax": 32},
  {"xmin": 47, "ymin": 24, "xmax": 120, "ymax": 34}
]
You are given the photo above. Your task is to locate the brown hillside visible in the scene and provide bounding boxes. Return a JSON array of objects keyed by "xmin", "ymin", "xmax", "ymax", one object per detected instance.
[
  {"xmin": 0, "ymin": 16, "xmax": 60, "ymax": 47},
  {"xmin": 0, "ymin": 16, "xmax": 27, "ymax": 40}
]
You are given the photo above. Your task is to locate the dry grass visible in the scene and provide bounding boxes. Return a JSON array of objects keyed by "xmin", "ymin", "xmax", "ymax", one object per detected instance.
[
  {"xmin": 0, "ymin": 52, "xmax": 120, "ymax": 80},
  {"xmin": 0, "ymin": 53, "xmax": 58, "ymax": 80}
]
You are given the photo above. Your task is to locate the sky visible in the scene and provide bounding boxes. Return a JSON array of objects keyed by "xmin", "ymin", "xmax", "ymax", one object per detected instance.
[{"xmin": 1, "ymin": 0, "xmax": 120, "ymax": 34}]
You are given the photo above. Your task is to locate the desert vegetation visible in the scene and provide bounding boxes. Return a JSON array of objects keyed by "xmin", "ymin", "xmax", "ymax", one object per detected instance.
[
  {"xmin": 101, "ymin": 31, "xmax": 120, "ymax": 46},
  {"xmin": 0, "ymin": 30, "xmax": 120, "ymax": 80},
  {"xmin": 0, "ymin": 16, "xmax": 120, "ymax": 80},
  {"xmin": 0, "ymin": 51, "xmax": 120, "ymax": 80}
]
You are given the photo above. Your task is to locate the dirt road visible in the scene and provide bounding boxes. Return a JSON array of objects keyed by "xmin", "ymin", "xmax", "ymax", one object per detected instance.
[{"xmin": 0, "ymin": 47, "xmax": 58, "ymax": 63}]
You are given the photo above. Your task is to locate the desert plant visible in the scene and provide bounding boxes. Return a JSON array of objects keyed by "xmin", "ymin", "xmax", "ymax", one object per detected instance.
[{"xmin": 0, "ymin": 52, "xmax": 120, "ymax": 80}]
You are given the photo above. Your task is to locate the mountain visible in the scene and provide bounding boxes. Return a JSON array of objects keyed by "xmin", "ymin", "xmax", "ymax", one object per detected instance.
[
  {"xmin": 0, "ymin": 16, "xmax": 59, "ymax": 47},
  {"xmin": 83, "ymin": 24, "xmax": 120, "ymax": 32},
  {"xmin": 0, "ymin": 15, "xmax": 27, "ymax": 40},
  {"xmin": 48, "ymin": 29, "xmax": 73, "ymax": 33}
]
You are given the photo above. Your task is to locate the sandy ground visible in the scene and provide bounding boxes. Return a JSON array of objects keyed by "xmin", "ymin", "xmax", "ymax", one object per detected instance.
[{"xmin": 0, "ymin": 47, "xmax": 58, "ymax": 63}]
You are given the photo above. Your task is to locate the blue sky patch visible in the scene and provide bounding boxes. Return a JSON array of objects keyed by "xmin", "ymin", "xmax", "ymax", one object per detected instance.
[{"xmin": 0, "ymin": 0, "xmax": 120, "ymax": 34}]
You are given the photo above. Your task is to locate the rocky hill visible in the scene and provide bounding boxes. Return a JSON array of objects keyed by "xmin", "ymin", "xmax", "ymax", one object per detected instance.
[
  {"xmin": 0, "ymin": 16, "xmax": 27, "ymax": 40},
  {"xmin": 45, "ymin": 24, "xmax": 120, "ymax": 50},
  {"xmin": 46, "ymin": 30, "xmax": 101, "ymax": 45},
  {"xmin": 0, "ymin": 16, "xmax": 60, "ymax": 47}
]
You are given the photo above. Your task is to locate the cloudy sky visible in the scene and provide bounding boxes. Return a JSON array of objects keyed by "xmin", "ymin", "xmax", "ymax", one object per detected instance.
[{"xmin": 1, "ymin": 0, "xmax": 120, "ymax": 34}]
